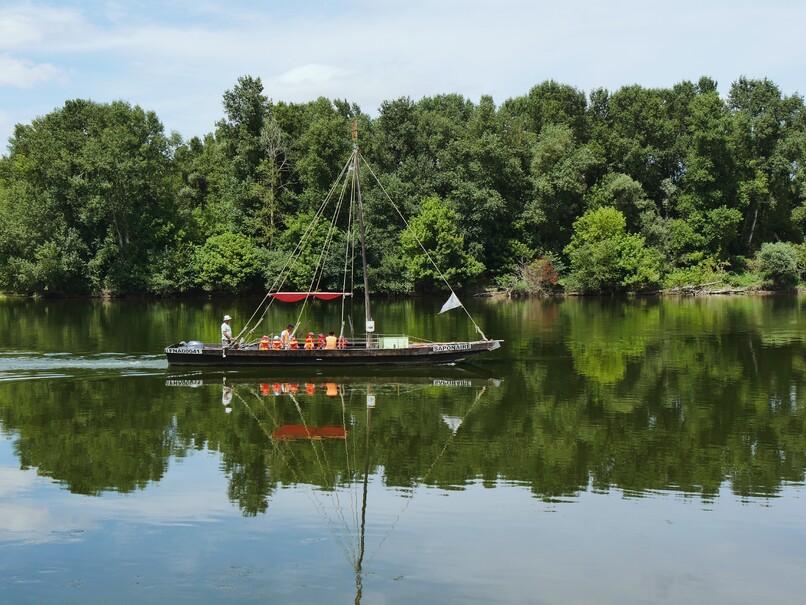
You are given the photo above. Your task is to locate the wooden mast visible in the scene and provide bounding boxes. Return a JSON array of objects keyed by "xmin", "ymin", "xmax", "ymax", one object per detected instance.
[{"xmin": 352, "ymin": 120, "xmax": 373, "ymax": 349}]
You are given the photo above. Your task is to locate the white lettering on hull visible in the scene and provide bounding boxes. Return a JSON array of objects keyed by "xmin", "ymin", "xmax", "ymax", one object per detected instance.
[
  {"xmin": 165, "ymin": 347, "xmax": 203, "ymax": 355},
  {"xmin": 432, "ymin": 379, "xmax": 472, "ymax": 387},
  {"xmin": 431, "ymin": 343, "xmax": 472, "ymax": 353}
]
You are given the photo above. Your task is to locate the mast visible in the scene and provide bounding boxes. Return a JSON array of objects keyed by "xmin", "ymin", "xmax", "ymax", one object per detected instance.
[
  {"xmin": 352, "ymin": 120, "xmax": 373, "ymax": 349},
  {"xmin": 354, "ymin": 392, "xmax": 372, "ymax": 604}
]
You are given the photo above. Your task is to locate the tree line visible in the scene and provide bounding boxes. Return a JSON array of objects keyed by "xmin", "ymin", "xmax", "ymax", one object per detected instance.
[{"xmin": 1, "ymin": 75, "xmax": 805, "ymax": 296}]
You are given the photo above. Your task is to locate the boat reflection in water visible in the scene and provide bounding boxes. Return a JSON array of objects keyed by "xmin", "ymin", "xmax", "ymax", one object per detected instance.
[{"xmin": 167, "ymin": 369, "xmax": 501, "ymax": 603}]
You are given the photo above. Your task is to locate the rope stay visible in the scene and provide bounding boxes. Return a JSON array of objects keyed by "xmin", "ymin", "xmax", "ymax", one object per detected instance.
[
  {"xmin": 367, "ymin": 384, "xmax": 488, "ymax": 565},
  {"xmin": 359, "ymin": 152, "xmax": 489, "ymax": 341},
  {"xmin": 235, "ymin": 141, "xmax": 491, "ymax": 345},
  {"xmin": 235, "ymin": 153, "xmax": 355, "ymax": 343},
  {"xmin": 229, "ymin": 379, "xmax": 495, "ymax": 593},
  {"xmin": 233, "ymin": 384, "xmax": 360, "ymax": 564}
]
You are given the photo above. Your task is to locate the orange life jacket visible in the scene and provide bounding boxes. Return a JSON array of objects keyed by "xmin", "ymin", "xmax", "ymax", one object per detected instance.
[
  {"xmin": 272, "ymin": 339, "xmax": 282, "ymax": 350},
  {"xmin": 259, "ymin": 337, "xmax": 270, "ymax": 350},
  {"xmin": 337, "ymin": 336, "xmax": 348, "ymax": 349},
  {"xmin": 289, "ymin": 337, "xmax": 299, "ymax": 349},
  {"xmin": 317, "ymin": 334, "xmax": 326, "ymax": 349},
  {"xmin": 304, "ymin": 335, "xmax": 315, "ymax": 350},
  {"xmin": 305, "ymin": 383, "xmax": 316, "ymax": 395}
]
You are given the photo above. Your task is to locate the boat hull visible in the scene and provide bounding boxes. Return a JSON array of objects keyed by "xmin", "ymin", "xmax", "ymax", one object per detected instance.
[{"xmin": 165, "ymin": 340, "xmax": 502, "ymax": 367}]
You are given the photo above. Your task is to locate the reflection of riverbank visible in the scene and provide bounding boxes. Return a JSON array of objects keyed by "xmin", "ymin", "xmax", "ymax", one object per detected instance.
[{"xmin": 3, "ymin": 296, "xmax": 806, "ymax": 506}]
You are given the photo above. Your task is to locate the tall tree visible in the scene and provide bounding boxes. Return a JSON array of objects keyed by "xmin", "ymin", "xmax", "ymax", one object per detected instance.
[
  {"xmin": 523, "ymin": 123, "xmax": 600, "ymax": 253},
  {"xmin": 0, "ymin": 99, "xmax": 177, "ymax": 293},
  {"xmin": 728, "ymin": 77, "xmax": 805, "ymax": 250}
]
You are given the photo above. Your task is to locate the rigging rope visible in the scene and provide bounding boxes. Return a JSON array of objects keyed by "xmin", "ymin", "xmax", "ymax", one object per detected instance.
[
  {"xmin": 367, "ymin": 385, "xmax": 488, "ymax": 564},
  {"xmin": 235, "ymin": 145, "xmax": 492, "ymax": 345},
  {"xmin": 293, "ymin": 172, "xmax": 352, "ymax": 332},
  {"xmin": 339, "ymin": 168, "xmax": 357, "ymax": 341},
  {"xmin": 359, "ymin": 152, "xmax": 489, "ymax": 341},
  {"xmin": 233, "ymin": 385, "xmax": 359, "ymax": 564},
  {"xmin": 235, "ymin": 153, "xmax": 355, "ymax": 342}
]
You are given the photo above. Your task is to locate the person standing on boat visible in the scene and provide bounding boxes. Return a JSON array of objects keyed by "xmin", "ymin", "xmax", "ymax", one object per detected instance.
[
  {"xmin": 280, "ymin": 324, "xmax": 294, "ymax": 349},
  {"xmin": 325, "ymin": 331, "xmax": 338, "ymax": 349},
  {"xmin": 221, "ymin": 315, "xmax": 233, "ymax": 346}
]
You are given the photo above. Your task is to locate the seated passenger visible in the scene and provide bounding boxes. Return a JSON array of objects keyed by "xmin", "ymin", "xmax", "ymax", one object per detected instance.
[
  {"xmin": 317, "ymin": 333, "xmax": 326, "ymax": 349},
  {"xmin": 325, "ymin": 331, "xmax": 338, "ymax": 349},
  {"xmin": 304, "ymin": 332, "xmax": 315, "ymax": 350},
  {"xmin": 259, "ymin": 335, "xmax": 270, "ymax": 350},
  {"xmin": 272, "ymin": 335, "xmax": 282, "ymax": 350},
  {"xmin": 289, "ymin": 335, "xmax": 299, "ymax": 349},
  {"xmin": 337, "ymin": 335, "xmax": 349, "ymax": 349}
]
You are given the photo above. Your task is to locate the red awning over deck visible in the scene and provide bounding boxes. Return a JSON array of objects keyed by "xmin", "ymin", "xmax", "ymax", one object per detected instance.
[{"xmin": 270, "ymin": 292, "xmax": 351, "ymax": 303}]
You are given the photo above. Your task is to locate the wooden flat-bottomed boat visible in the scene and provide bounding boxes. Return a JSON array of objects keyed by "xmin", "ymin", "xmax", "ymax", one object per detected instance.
[{"xmin": 165, "ymin": 123, "xmax": 502, "ymax": 368}]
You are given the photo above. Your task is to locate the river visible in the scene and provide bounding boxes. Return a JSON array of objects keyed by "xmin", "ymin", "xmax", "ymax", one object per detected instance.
[{"xmin": 1, "ymin": 295, "xmax": 805, "ymax": 604}]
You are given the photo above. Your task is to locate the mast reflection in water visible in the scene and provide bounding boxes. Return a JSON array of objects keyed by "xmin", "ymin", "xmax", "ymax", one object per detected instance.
[{"xmin": 196, "ymin": 373, "xmax": 497, "ymax": 604}]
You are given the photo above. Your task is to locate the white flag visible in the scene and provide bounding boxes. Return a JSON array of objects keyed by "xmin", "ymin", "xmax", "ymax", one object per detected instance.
[{"xmin": 439, "ymin": 292, "xmax": 462, "ymax": 314}]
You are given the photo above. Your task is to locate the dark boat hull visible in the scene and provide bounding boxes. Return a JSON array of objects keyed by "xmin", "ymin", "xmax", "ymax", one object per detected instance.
[{"xmin": 165, "ymin": 340, "xmax": 502, "ymax": 367}]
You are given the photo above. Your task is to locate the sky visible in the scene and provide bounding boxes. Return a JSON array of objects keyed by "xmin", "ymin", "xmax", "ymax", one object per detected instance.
[{"xmin": 1, "ymin": 0, "xmax": 805, "ymax": 154}]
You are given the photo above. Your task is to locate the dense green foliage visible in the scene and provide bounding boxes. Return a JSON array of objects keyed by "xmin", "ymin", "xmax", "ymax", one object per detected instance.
[
  {"xmin": 2, "ymin": 75, "xmax": 805, "ymax": 295},
  {"xmin": 757, "ymin": 241, "xmax": 800, "ymax": 289}
]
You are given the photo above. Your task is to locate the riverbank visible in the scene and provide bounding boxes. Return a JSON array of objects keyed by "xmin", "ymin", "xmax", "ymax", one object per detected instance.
[{"xmin": 2, "ymin": 273, "xmax": 802, "ymax": 300}]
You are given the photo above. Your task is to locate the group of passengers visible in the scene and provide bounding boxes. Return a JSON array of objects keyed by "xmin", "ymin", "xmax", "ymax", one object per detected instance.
[
  {"xmin": 257, "ymin": 324, "xmax": 348, "ymax": 350},
  {"xmin": 221, "ymin": 315, "xmax": 347, "ymax": 350}
]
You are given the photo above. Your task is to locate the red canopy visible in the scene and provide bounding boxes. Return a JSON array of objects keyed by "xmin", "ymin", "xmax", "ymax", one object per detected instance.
[{"xmin": 270, "ymin": 292, "xmax": 350, "ymax": 303}]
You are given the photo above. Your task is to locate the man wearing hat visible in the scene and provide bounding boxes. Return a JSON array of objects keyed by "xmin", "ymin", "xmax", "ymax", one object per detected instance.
[{"xmin": 221, "ymin": 314, "xmax": 233, "ymax": 345}]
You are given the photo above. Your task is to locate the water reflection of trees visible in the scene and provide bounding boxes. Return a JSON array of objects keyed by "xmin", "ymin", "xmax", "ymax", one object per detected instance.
[
  {"xmin": 524, "ymin": 297, "xmax": 806, "ymax": 498},
  {"xmin": 1, "ymin": 297, "xmax": 805, "ymax": 511},
  {"xmin": 0, "ymin": 377, "xmax": 182, "ymax": 495}
]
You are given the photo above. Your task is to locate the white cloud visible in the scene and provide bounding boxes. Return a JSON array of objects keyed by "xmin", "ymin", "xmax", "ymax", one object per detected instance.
[
  {"xmin": 1, "ymin": 0, "xmax": 805, "ymax": 148},
  {"xmin": 0, "ymin": 12, "xmax": 42, "ymax": 47},
  {"xmin": 0, "ymin": 54, "xmax": 63, "ymax": 87},
  {"xmin": 0, "ymin": 3, "xmax": 89, "ymax": 50},
  {"xmin": 275, "ymin": 64, "xmax": 351, "ymax": 86}
]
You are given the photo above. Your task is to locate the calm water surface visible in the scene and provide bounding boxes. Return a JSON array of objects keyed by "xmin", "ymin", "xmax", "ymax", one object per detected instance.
[{"xmin": 1, "ymin": 296, "xmax": 805, "ymax": 604}]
